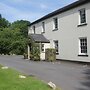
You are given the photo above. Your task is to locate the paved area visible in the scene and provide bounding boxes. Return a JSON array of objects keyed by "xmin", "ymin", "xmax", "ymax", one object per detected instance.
[{"xmin": 0, "ymin": 55, "xmax": 90, "ymax": 90}]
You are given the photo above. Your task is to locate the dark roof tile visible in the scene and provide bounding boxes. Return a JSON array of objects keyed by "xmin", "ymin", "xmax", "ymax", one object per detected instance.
[{"xmin": 29, "ymin": 34, "xmax": 50, "ymax": 43}]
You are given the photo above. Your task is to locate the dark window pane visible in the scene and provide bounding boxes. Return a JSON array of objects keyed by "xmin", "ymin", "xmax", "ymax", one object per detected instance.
[
  {"xmin": 80, "ymin": 38, "xmax": 87, "ymax": 54},
  {"xmin": 80, "ymin": 9, "xmax": 86, "ymax": 24},
  {"xmin": 54, "ymin": 40, "xmax": 59, "ymax": 53},
  {"xmin": 54, "ymin": 18, "xmax": 58, "ymax": 29}
]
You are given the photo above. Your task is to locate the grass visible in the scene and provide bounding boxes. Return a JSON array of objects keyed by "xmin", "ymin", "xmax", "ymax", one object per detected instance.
[{"xmin": 0, "ymin": 65, "xmax": 59, "ymax": 90}]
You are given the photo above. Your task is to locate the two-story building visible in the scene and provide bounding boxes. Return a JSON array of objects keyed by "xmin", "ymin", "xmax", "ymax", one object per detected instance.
[{"xmin": 28, "ymin": 0, "xmax": 90, "ymax": 62}]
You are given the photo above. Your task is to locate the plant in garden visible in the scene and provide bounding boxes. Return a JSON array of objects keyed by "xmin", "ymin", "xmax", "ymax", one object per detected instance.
[
  {"xmin": 30, "ymin": 40, "xmax": 40, "ymax": 61},
  {"xmin": 45, "ymin": 48, "xmax": 56, "ymax": 62}
]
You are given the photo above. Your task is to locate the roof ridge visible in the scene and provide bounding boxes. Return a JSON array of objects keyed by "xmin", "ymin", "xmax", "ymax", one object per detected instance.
[{"xmin": 30, "ymin": 0, "xmax": 90, "ymax": 26}]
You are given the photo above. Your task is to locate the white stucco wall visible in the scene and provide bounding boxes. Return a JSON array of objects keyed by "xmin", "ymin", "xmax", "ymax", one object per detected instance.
[
  {"xmin": 29, "ymin": 2, "xmax": 90, "ymax": 62},
  {"xmin": 40, "ymin": 43, "xmax": 50, "ymax": 60}
]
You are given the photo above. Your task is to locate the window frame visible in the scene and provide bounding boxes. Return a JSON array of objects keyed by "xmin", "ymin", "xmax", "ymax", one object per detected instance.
[
  {"xmin": 54, "ymin": 40, "xmax": 59, "ymax": 54},
  {"xmin": 41, "ymin": 43, "xmax": 45, "ymax": 52},
  {"xmin": 78, "ymin": 37, "xmax": 88, "ymax": 56},
  {"xmin": 78, "ymin": 8, "xmax": 87, "ymax": 25},
  {"xmin": 53, "ymin": 17, "xmax": 58, "ymax": 31},
  {"xmin": 42, "ymin": 22, "xmax": 45, "ymax": 33},
  {"xmin": 33, "ymin": 26, "xmax": 35, "ymax": 34}
]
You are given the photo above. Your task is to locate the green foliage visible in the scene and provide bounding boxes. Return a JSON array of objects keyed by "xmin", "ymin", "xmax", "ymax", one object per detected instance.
[
  {"xmin": 30, "ymin": 43, "xmax": 40, "ymax": 61},
  {"xmin": 0, "ymin": 14, "xmax": 30, "ymax": 55},
  {"xmin": 45, "ymin": 48, "xmax": 56, "ymax": 62},
  {"xmin": 0, "ymin": 15, "xmax": 10, "ymax": 29},
  {"xmin": 11, "ymin": 40, "xmax": 27, "ymax": 55},
  {"xmin": 23, "ymin": 53, "xmax": 28, "ymax": 59},
  {"xmin": 11, "ymin": 20, "xmax": 30, "ymax": 37},
  {"xmin": 0, "ymin": 27, "xmax": 28, "ymax": 55},
  {"xmin": 0, "ymin": 39, "xmax": 11, "ymax": 54},
  {"xmin": 0, "ymin": 28, "xmax": 12, "ymax": 54}
]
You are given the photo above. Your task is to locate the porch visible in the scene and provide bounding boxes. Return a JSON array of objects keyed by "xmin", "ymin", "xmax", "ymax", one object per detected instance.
[{"xmin": 28, "ymin": 34, "xmax": 50, "ymax": 60}]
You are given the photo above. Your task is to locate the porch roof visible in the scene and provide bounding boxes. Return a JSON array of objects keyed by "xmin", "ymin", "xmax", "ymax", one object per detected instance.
[{"xmin": 29, "ymin": 34, "xmax": 50, "ymax": 43}]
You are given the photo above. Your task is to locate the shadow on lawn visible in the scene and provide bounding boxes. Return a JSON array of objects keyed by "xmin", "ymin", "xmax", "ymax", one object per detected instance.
[{"xmin": 77, "ymin": 67, "xmax": 90, "ymax": 90}]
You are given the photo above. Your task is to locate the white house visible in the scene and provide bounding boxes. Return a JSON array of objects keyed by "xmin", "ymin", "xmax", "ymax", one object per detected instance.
[{"xmin": 28, "ymin": 0, "xmax": 90, "ymax": 62}]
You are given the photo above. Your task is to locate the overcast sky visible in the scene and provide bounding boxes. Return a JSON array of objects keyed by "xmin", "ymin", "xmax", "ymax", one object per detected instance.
[{"xmin": 0, "ymin": 0, "xmax": 77, "ymax": 22}]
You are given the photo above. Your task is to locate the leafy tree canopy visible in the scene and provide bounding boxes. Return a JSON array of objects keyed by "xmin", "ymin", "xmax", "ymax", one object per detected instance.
[
  {"xmin": 0, "ymin": 15, "xmax": 10, "ymax": 29},
  {"xmin": 0, "ymin": 14, "xmax": 30, "ymax": 55},
  {"xmin": 11, "ymin": 20, "xmax": 30, "ymax": 37}
]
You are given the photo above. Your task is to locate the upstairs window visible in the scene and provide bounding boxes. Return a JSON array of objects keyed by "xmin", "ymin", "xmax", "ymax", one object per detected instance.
[
  {"xmin": 53, "ymin": 17, "xmax": 58, "ymax": 30},
  {"xmin": 33, "ymin": 26, "xmax": 35, "ymax": 34},
  {"xmin": 42, "ymin": 22, "xmax": 45, "ymax": 33},
  {"xmin": 79, "ymin": 37, "xmax": 87, "ymax": 55},
  {"xmin": 79, "ymin": 8, "xmax": 86, "ymax": 24}
]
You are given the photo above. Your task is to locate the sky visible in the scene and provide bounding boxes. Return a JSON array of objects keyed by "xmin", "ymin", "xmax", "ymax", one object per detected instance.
[{"xmin": 0, "ymin": 0, "xmax": 77, "ymax": 23}]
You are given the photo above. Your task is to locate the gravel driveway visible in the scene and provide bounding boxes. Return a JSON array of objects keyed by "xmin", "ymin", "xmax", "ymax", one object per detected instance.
[{"xmin": 0, "ymin": 55, "xmax": 90, "ymax": 90}]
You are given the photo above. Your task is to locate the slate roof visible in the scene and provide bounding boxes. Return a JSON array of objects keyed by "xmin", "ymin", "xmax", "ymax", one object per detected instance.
[
  {"xmin": 29, "ymin": 34, "xmax": 50, "ymax": 43},
  {"xmin": 30, "ymin": 0, "xmax": 90, "ymax": 26}
]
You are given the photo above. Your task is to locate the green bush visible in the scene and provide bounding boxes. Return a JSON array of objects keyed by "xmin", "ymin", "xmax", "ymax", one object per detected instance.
[
  {"xmin": 23, "ymin": 53, "xmax": 28, "ymax": 59},
  {"xmin": 10, "ymin": 40, "xmax": 27, "ymax": 55},
  {"xmin": 45, "ymin": 48, "xmax": 56, "ymax": 62},
  {"xmin": 30, "ymin": 43, "xmax": 40, "ymax": 61}
]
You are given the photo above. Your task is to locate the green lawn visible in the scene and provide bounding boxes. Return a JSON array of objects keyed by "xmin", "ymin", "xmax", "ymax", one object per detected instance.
[{"xmin": 0, "ymin": 65, "xmax": 59, "ymax": 90}]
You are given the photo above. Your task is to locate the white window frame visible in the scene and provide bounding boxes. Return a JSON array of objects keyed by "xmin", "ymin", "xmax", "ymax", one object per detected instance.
[
  {"xmin": 33, "ymin": 26, "xmax": 35, "ymax": 34},
  {"xmin": 41, "ymin": 43, "xmax": 45, "ymax": 52},
  {"xmin": 42, "ymin": 22, "xmax": 45, "ymax": 33},
  {"xmin": 79, "ymin": 8, "xmax": 86, "ymax": 25},
  {"xmin": 79, "ymin": 37, "xmax": 87, "ymax": 55},
  {"xmin": 53, "ymin": 40, "xmax": 59, "ymax": 54},
  {"xmin": 53, "ymin": 17, "xmax": 58, "ymax": 30}
]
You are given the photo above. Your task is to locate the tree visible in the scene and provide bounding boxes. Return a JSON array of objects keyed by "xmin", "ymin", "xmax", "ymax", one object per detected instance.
[
  {"xmin": 9, "ymin": 20, "xmax": 30, "ymax": 55},
  {"xmin": 0, "ymin": 15, "xmax": 10, "ymax": 29},
  {"xmin": 0, "ymin": 28, "xmax": 12, "ymax": 54},
  {"xmin": 10, "ymin": 29, "xmax": 28, "ymax": 55},
  {"xmin": 0, "ymin": 27, "xmax": 28, "ymax": 55},
  {"xmin": 0, "ymin": 14, "xmax": 30, "ymax": 55},
  {"xmin": 11, "ymin": 20, "xmax": 30, "ymax": 37},
  {"xmin": 0, "ymin": 14, "xmax": 2, "ymax": 19}
]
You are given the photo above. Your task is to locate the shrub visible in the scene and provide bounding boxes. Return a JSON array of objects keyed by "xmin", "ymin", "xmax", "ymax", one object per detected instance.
[
  {"xmin": 45, "ymin": 48, "xmax": 56, "ymax": 62},
  {"xmin": 30, "ymin": 43, "xmax": 40, "ymax": 61},
  {"xmin": 23, "ymin": 53, "xmax": 28, "ymax": 59}
]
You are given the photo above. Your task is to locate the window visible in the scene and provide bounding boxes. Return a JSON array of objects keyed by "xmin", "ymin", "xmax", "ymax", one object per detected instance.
[
  {"xmin": 79, "ymin": 37, "xmax": 87, "ymax": 55},
  {"xmin": 79, "ymin": 8, "xmax": 86, "ymax": 24},
  {"xmin": 54, "ymin": 40, "xmax": 59, "ymax": 54},
  {"xmin": 53, "ymin": 18, "xmax": 58, "ymax": 30},
  {"xmin": 33, "ymin": 26, "xmax": 35, "ymax": 34},
  {"xmin": 42, "ymin": 22, "xmax": 45, "ymax": 33},
  {"xmin": 41, "ymin": 44, "xmax": 44, "ymax": 52}
]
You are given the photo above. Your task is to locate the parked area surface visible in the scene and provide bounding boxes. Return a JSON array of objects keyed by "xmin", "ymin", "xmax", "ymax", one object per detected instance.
[{"xmin": 0, "ymin": 55, "xmax": 90, "ymax": 90}]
